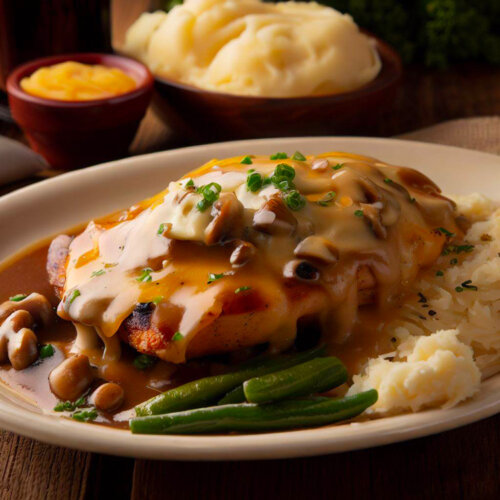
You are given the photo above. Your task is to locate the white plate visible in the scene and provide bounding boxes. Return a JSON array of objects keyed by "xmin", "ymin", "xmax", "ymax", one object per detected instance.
[{"xmin": 0, "ymin": 137, "xmax": 499, "ymax": 460}]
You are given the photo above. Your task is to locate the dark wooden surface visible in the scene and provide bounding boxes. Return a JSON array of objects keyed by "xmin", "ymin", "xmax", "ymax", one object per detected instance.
[{"xmin": 1, "ymin": 63, "xmax": 500, "ymax": 499}]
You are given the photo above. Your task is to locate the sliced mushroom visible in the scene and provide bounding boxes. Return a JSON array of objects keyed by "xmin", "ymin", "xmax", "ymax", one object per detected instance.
[
  {"xmin": 204, "ymin": 193, "xmax": 243, "ymax": 245},
  {"xmin": 49, "ymin": 354, "xmax": 94, "ymax": 401},
  {"xmin": 0, "ymin": 310, "xmax": 38, "ymax": 368},
  {"xmin": 283, "ymin": 260, "xmax": 320, "ymax": 282},
  {"xmin": 0, "ymin": 293, "xmax": 54, "ymax": 326},
  {"xmin": 8, "ymin": 328, "xmax": 38, "ymax": 370},
  {"xmin": 91, "ymin": 382, "xmax": 124, "ymax": 412},
  {"xmin": 359, "ymin": 203, "xmax": 387, "ymax": 239},
  {"xmin": 230, "ymin": 240, "xmax": 256, "ymax": 267},
  {"xmin": 294, "ymin": 236, "xmax": 339, "ymax": 265},
  {"xmin": 253, "ymin": 197, "xmax": 297, "ymax": 236}
]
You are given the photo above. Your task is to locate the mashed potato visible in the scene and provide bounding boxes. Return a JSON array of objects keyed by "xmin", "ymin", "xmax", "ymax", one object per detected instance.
[
  {"xmin": 124, "ymin": 0, "xmax": 381, "ymax": 97},
  {"xmin": 349, "ymin": 194, "xmax": 500, "ymax": 415}
]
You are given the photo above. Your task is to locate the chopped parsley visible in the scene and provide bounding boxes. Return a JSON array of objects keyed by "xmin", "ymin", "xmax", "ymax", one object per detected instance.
[
  {"xmin": 157, "ymin": 223, "xmax": 167, "ymax": 235},
  {"xmin": 54, "ymin": 396, "xmax": 86, "ymax": 412},
  {"xmin": 317, "ymin": 191, "xmax": 336, "ymax": 207},
  {"xmin": 39, "ymin": 344, "xmax": 55, "ymax": 359},
  {"xmin": 72, "ymin": 408, "xmax": 98, "ymax": 422},
  {"xmin": 136, "ymin": 268, "xmax": 153, "ymax": 283},
  {"xmin": 284, "ymin": 190, "xmax": 306, "ymax": 211},
  {"xmin": 207, "ymin": 272, "xmax": 225, "ymax": 284},
  {"xmin": 90, "ymin": 269, "xmax": 105, "ymax": 278},
  {"xmin": 9, "ymin": 294, "xmax": 27, "ymax": 302},
  {"xmin": 292, "ymin": 151, "xmax": 306, "ymax": 161},
  {"xmin": 383, "ymin": 178, "xmax": 393, "ymax": 184},
  {"xmin": 240, "ymin": 156, "xmax": 253, "ymax": 165},
  {"xmin": 354, "ymin": 209, "xmax": 364, "ymax": 217},
  {"xmin": 235, "ymin": 286, "xmax": 251, "ymax": 294},
  {"xmin": 196, "ymin": 182, "xmax": 222, "ymax": 212},
  {"xmin": 436, "ymin": 227, "xmax": 455, "ymax": 238},
  {"xmin": 461, "ymin": 280, "xmax": 478, "ymax": 291},
  {"xmin": 332, "ymin": 163, "xmax": 344, "ymax": 171},
  {"xmin": 435, "ymin": 270, "xmax": 444, "ymax": 277},
  {"xmin": 152, "ymin": 296, "xmax": 164, "ymax": 305},
  {"xmin": 172, "ymin": 332, "xmax": 183, "ymax": 341},
  {"xmin": 133, "ymin": 354, "xmax": 156, "ymax": 370},
  {"xmin": 68, "ymin": 289, "xmax": 81, "ymax": 304},
  {"xmin": 246, "ymin": 171, "xmax": 263, "ymax": 192},
  {"xmin": 186, "ymin": 179, "xmax": 195, "ymax": 188},
  {"xmin": 270, "ymin": 152, "xmax": 288, "ymax": 160}
]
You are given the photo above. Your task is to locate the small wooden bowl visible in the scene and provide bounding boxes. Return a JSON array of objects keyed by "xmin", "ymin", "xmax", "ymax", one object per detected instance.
[
  {"xmin": 153, "ymin": 36, "xmax": 402, "ymax": 143},
  {"xmin": 7, "ymin": 53, "xmax": 153, "ymax": 169}
]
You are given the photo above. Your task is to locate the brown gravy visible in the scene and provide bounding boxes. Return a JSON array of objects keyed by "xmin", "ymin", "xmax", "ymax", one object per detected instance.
[{"xmin": 0, "ymin": 240, "xmax": 394, "ymax": 429}]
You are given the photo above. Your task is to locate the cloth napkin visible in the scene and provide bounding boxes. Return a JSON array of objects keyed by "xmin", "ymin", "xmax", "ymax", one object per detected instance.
[{"xmin": 398, "ymin": 116, "xmax": 500, "ymax": 155}]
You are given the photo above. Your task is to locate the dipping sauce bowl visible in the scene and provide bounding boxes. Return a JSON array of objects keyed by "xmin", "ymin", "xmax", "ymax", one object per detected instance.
[{"xmin": 7, "ymin": 53, "xmax": 153, "ymax": 169}]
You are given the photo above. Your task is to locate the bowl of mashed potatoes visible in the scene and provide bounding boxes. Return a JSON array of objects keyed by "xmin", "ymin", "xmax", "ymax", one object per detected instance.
[{"xmin": 123, "ymin": 0, "xmax": 401, "ymax": 141}]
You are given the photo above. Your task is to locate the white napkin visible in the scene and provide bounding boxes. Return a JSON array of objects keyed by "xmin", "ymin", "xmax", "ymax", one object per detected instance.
[{"xmin": 0, "ymin": 136, "xmax": 47, "ymax": 185}]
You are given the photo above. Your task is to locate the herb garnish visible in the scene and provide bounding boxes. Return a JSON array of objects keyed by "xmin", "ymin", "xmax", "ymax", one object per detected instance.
[
  {"xmin": 270, "ymin": 152, "xmax": 288, "ymax": 160},
  {"xmin": 383, "ymin": 178, "xmax": 393, "ymax": 184},
  {"xmin": 157, "ymin": 223, "xmax": 167, "ymax": 235},
  {"xmin": 417, "ymin": 292, "xmax": 427, "ymax": 303},
  {"xmin": 68, "ymin": 289, "xmax": 80, "ymax": 304},
  {"xmin": 246, "ymin": 171, "xmax": 263, "ymax": 192},
  {"xmin": 317, "ymin": 191, "xmax": 336, "ymax": 207},
  {"xmin": 332, "ymin": 163, "xmax": 344, "ymax": 170},
  {"xmin": 354, "ymin": 210, "xmax": 364, "ymax": 217},
  {"xmin": 54, "ymin": 396, "xmax": 86, "ymax": 412},
  {"xmin": 39, "ymin": 344, "xmax": 55, "ymax": 359},
  {"xmin": 72, "ymin": 408, "xmax": 98, "ymax": 422},
  {"xmin": 292, "ymin": 151, "xmax": 306, "ymax": 161},
  {"xmin": 428, "ymin": 310, "xmax": 437, "ymax": 316},
  {"xmin": 172, "ymin": 332, "xmax": 183, "ymax": 341},
  {"xmin": 152, "ymin": 296, "xmax": 164, "ymax": 305},
  {"xmin": 9, "ymin": 294, "xmax": 27, "ymax": 302},
  {"xmin": 207, "ymin": 272, "xmax": 225, "ymax": 284},
  {"xmin": 461, "ymin": 280, "xmax": 478, "ymax": 291},
  {"xmin": 435, "ymin": 270, "xmax": 444, "ymax": 276},
  {"xmin": 270, "ymin": 163, "xmax": 296, "ymax": 190},
  {"xmin": 455, "ymin": 286, "xmax": 464, "ymax": 293},
  {"xmin": 91, "ymin": 269, "xmax": 105, "ymax": 278},
  {"xmin": 133, "ymin": 354, "xmax": 156, "ymax": 370},
  {"xmin": 436, "ymin": 227, "xmax": 455, "ymax": 238},
  {"xmin": 136, "ymin": 268, "xmax": 153, "ymax": 283},
  {"xmin": 186, "ymin": 179, "xmax": 195, "ymax": 188},
  {"xmin": 235, "ymin": 286, "xmax": 251, "ymax": 294},
  {"xmin": 284, "ymin": 190, "xmax": 306, "ymax": 211},
  {"xmin": 196, "ymin": 182, "xmax": 222, "ymax": 212},
  {"xmin": 450, "ymin": 258, "xmax": 458, "ymax": 265},
  {"xmin": 240, "ymin": 156, "xmax": 253, "ymax": 165}
]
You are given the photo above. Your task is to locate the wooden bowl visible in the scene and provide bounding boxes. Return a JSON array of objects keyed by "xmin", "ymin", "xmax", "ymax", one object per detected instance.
[
  {"xmin": 7, "ymin": 53, "xmax": 153, "ymax": 170},
  {"xmin": 152, "ymin": 36, "xmax": 402, "ymax": 143}
]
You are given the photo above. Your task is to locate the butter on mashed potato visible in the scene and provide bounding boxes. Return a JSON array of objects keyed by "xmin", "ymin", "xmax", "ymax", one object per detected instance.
[{"xmin": 124, "ymin": 0, "xmax": 381, "ymax": 97}]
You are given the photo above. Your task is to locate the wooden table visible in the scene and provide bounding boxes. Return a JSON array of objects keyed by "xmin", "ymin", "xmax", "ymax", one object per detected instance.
[{"xmin": 1, "ymin": 64, "xmax": 500, "ymax": 500}]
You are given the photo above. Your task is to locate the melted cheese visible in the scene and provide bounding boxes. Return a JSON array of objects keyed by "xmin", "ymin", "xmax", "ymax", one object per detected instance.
[{"xmin": 58, "ymin": 152, "xmax": 460, "ymax": 363}]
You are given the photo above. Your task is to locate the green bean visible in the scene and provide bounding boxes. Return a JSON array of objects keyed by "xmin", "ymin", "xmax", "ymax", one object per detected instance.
[
  {"xmin": 135, "ymin": 345, "xmax": 326, "ymax": 416},
  {"xmin": 217, "ymin": 385, "xmax": 246, "ymax": 405},
  {"xmin": 243, "ymin": 357, "xmax": 347, "ymax": 404},
  {"xmin": 129, "ymin": 390, "xmax": 378, "ymax": 434}
]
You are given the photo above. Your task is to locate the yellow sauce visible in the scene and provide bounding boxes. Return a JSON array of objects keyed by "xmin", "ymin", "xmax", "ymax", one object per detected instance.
[{"xmin": 20, "ymin": 61, "xmax": 136, "ymax": 101}]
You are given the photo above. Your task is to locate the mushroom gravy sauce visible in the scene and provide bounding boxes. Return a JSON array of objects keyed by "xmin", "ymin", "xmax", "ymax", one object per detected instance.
[{"xmin": 0, "ymin": 152, "xmax": 462, "ymax": 427}]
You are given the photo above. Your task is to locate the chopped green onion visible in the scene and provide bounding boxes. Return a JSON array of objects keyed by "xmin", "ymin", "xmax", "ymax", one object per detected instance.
[
  {"xmin": 235, "ymin": 286, "xmax": 251, "ymax": 294},
  {"xmin": 53, "ymin": 396, "xmax": 86, "ymax": 412},
  {"xmin": 435, "ymin": 270, "xmax": 444, "ymax": 276},
  {"xmin": 186, "ymin": 179, "xmax": 195, "ymax": 188},
  {"xmin": 172, "ymin": 332, "xmax": 183, "ymax": 341},
  {"xmin": 152, "ymin": 296, "xmax": 164, "ymax": 305},
  {"xmin": 91, "ymin": 269, "xmax": 105, "ymax": 278},
  {"xmin": 317, "ymin": 191, "xmax": 336, "ymax": 207},
  {"xmin": 270, "ymin": 152, "xmax": 288, "ymax": 160},
  {"xmin": 354, "ymin": 210, "xmax": 364, "ymax": 217},
  {"xmin": 157, "ymin": 223, "xmax": 166, "ymax": 235},
  {"xmin": 133, "ymin": 354, "xmax": 156, "ymax": 370},
  {"xmin": 332, "ymin": 163, "xmax": 344, "ymax": 171},
  {"xmin": 68, "ymin": 289, "xmax": 81, "ymax": 304},
  {"xmin": 207, "ymin": 272, "xmax": 225, "ymax": 284},
  {"xmin": 246, "ymin": 171, "xmax": 263, "ymax": 192},
  {"xmin": 136, "ymin": 268, "xmax": 153, "ymax": 283},
  {"xmin": 450, "ymin": 258, "xmax": 458, "ymax": 265},
  {"xmin": 240, "ymin": 156, "xmax": 253, "ymax": 165},
  {"xmin": 292, "ymin": 151, "xmax": 306, "ymax": 161},
  {"xmin": 455, "ymin": 286, "xmax": 464, "ymax": 293},
  {"xmin": 437, "ymin": 227, "xmax": 455, "ymax": 238},
  {"xmin": 461, "ymin": 280, "xmax": 478, "ymax": 291},
  {"xmin": 196, "ymin": 182, "xmax": 222, "ymax": 212},
  {"xmin": 284, "ymin": 190, "xmax": 306, "ymax": 211},
  {"xmin": 383, "ymin": 178, "xmax": 393, "ymax": 184},
  {"xmin": 72, "ymin": 408, "xmax": 98, "ymax": 422},
  {"xmin": 39, "ymin": 344, "xmax": 55, "ymax": 359},
  {"xmin": 9, "ymin": 294, "xmax": 27, "ymax": 302}
]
